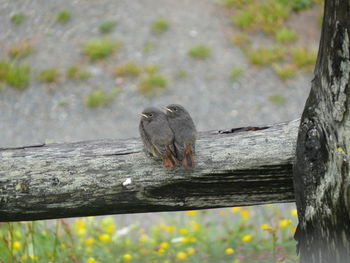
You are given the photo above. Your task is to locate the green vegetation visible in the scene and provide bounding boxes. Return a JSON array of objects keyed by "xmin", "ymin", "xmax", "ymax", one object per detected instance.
[
  {"xmin": 99, "ymin": 21, "xmax": 116, "ymax": 34},
  {"xmin": 10, "ymin": 13, "xmax": 26, "ymax": 25},
  {"xmin": 66, "ymin": 65, "xmax": 91, "ymax": 80},
  {"xmin": 292, "ymin": 47, "xmax": 317, "ymax": 69},
  {"xmin": 277, "ymin": 0, "xmax": 314, "ymax": 12},
  {"xmin": 112, "ymin": 62, "xmax": 141, "ymax": 78},
  {"xmin": 0, "ymin": 60, "xmax": 30, "ymax": 89},
  {"xmin": 269, "ymin": 94, "xmax": 286, "ymax": 105},
  {"xmin": 144, "ymin": 64, "xmax": 160, "ymax": 75},
  {"xmin": 188, "ymin": 44, "xmax": 212, "ymax": 60},
  {"xmin": 8, "ymin": 41, "xmax": 34, "ymax": 59},
  {"xmin": 138, "ymin": 74, "xmax": 168, "ymax": 97},
  {"xmin": 230, "ymin": 67, "xmax": 244, "ymax": 80},
  {"xmin": 232, "ymin": 9, "xmax": 256, "ymax": 30},
  {"xmin": 151, "ymin": 16, "xmax": 170, "ymax": 35},
  {"xmin": 143, "ymin": 41, "xmax": 157, "ymax": 53},
  {"xmin": 0, "ymin": 205, "xmax": 299, "ymax": 262},
  {"xmin": 85, "ymin": 89, "xmax": 119, "ymax": 108},
  {"xmin": 174, "ymin": 70, "xmax": 189, "ymax": 80},
  {"xmin": 231, "ymin": 33, "xmax": 251, "ymax": 48},
  {"xmin": 83, "ymin": 38, "xmax": 122, "ymax": 61},
  {"xmin": 55, "ymin": 10, "xmax": 72, "ymax": 24},
  {"xmin": 248, "ymin": 47, "xmax": 285, "ymax": 66},
  {"xmin": 275, "ymin": 28, "xmax": 298, "ymax": 43},
  {"xmin": 220, "ymin": 0, "xmax": 253, "ymax": 8},
  {"xmin": 272, "ymin": 64, "xmax": 296, "ymax": 80},
  {"xmin": 38, "ymin": 68, "xmax": 60, "ymax": 83}
]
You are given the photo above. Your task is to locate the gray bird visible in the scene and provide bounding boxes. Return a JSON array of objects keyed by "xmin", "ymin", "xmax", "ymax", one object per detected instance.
[
  {"xmin": 139, "ymin": 107, "xmax": 177, "ymax": 169},
  {"xmin": 165, "ymin": 104, "xmax": 197, "ymax": 168}
]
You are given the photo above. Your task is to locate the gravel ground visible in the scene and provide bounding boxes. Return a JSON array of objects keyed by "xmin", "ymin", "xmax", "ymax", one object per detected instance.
[
  {"xmin": 0, "ymin": 0, "xmax": 315, "ymax": 148},
  {"xmin": 0, "ymin": 0, "xmax": 319, "ymax": 227}
]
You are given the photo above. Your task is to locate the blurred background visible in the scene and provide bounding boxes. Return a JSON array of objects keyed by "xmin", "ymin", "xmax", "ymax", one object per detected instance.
[{"xmin": 0, "ymin": 0, "xmax": 322, "ymax": 262}]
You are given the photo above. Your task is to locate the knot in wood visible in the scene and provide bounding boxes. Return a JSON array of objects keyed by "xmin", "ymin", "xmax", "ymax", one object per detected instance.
[{"xmin": 305, "ymin": 127, "xmax": 322, "ymax": 162}]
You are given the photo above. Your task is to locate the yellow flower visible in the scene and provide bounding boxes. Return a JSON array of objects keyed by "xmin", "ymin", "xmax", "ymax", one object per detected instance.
[
  {"xmin": 190, "ymin": 237, "xmax": 197, "ymax": 243},
  {"xmin": 219, "ymin": 210, "xmax": 227, "ymax": 216},
  {"xmin": 240, "ymin": 210, "xmax": 250, "ymax": 220},
  {"xmin": 160, "ymin": 241, "xmax": 169, "ymax": 249},
  {"xmin": 291, "ymin": 208, "xmax": 298, "ymax": 218},
  {"xmin": 292, "ymin": 227, "xmax": 297, "ymax": 234},
  {"xmin": 225, "ymin": 247, "xmax": 235, "ymax": 255},
  {"xmin": 29, "ymin": 254, "xmax": 39, "ymax": 261},
  {"xmin": 279, "ymin": 219, "xmax": 292, "ymax": 229},
  {"xmin": 75, "ymin": 219, "xmax": 87, "ymax": 236},
  {"xmin": 99, "ymin": 234, "xmax": 111, "ymax": 243},
  {"xmin": 13, "ymin": 241, "xmax": 21, "ymax": 250},
  {"xmin": 260, "ymin": 224, "xmax": 272, "ymax": 230},
  {"xmin": 186, "ymin": 210, "xmax": 197, "ymax": 216},
  {"xmin": 187, "ymin": 247, "xmax": 196, "ymax": 255},
  {"xmin": 123, "ymin": 253, "xmax": 132, "ymax": 262},
  {"xmin": 231, "ymin": 207, "xmax": 241, "ymax": 213},
  {"xmin": 61, "ymin": 243, "xmax": 67, "ymax": 248},
  {"xmin": 242, "ymin": 234, "xmax": 252, "ymax": 243},
  {"xmin": 165, "ymin": 225, "xmax": 176, "ymax": 233},
  {"xmin": 85, "ymin": 237, "xmax": 95, "ymax": 246},
  {"xmin": 176, "ymin": 251, "xmax": 188, "ymax": 261},
  {"xmin": 181, "ymin": 237, "xmax": 190, "ymax": 244},
  {"xmin": 105, "ymin": 224, "xmax": 116, "ymax": 233},
  {"xmin": 77, "ymin": 228, "xmax": 87, "ymax": 236},
  {"xmin": 190, "ymin": 221, "xmax": 200, "ymax": 232},
  {"xmin": 158, "ymin": 248, "xmax": 165, "ymax": 254},
  {"xmin": 139, "ymin": 234, "xmax": 149, "ymax": 243},
  {"xmin": 179, "ymin": 227, "xmax": 188, "ymax": 235},
  {"xmin": 87, "ymin": 257, "xmax": 98, "ymax": 263}
]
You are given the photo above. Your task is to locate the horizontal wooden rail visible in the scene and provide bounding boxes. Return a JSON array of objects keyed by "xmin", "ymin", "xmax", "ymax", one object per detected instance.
[{"xmin": 0, "ymin": 120, "xmax": 299, "ymax": 221}]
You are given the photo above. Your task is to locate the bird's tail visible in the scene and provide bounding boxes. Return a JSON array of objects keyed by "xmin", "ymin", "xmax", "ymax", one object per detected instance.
[
  {"xmin": 182, "ymin": 144, "xmax": 195, "ymax": 168},
  {"xmin": 163, "ymin": 146, "xmax": 178, "ymax": 169}
]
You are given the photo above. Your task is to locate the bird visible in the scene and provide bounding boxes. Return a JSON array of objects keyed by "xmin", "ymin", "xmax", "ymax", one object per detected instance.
[
  {"xmin": 165, "ymin": 104, "xmax": 197, "ymax": 168},
  {"xmin": 139, "ymin": 107, "xmax": 177, "ymax": 169}
]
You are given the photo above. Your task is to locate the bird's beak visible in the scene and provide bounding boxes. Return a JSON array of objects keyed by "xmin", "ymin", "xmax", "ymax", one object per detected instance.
[
  {"xmin": 140, "ymin": 113, "xmax": 148, "ymax": 118},
  {"xmin": 164, "ymin": 107, "xmax": 172, "ymax": 113}
]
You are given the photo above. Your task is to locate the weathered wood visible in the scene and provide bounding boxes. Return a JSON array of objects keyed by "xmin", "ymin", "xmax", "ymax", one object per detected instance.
[
  {"xmin": 0, "ymin": 120, "xmax": 298, "ymax": 222},
  {"xmin": 293, "ymin": 0, "xmax": 350, "ymax": 262}
]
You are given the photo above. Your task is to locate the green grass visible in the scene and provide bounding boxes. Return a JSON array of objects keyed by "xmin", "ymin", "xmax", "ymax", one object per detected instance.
[
  {"xmin": 143, "ymin": 41, "xmax": 157, "ymax": 53},
  {"xmin": 231, "ymin": 33, "xmax": 251, "ymax": 48},
  {"xmin": 144, "ymin": 64, "xmax": 160, "ymax": 75},
  {"xmin": 8, "ymin": 41, "xmax": 34, "ymax": 59},
  {"xmin": 55, "ymin": 10, "xmax": 72, "ymax": 24},
  {"xmin": 292, "ymin": 47, "xmax": 317, "ymax": 69},
  {"xmin": 269, "ymin": 94, "xmax": 286, "ymax": 105},
  {"xmin": 138, "ymin": 74, "xmax": 168, "ymax": 97},
  {"xmin": 38, "ymin": 68, "xmax": 60, "ymax": 83},
  {"xmin": 258, "ymin": 1, "xmax": 290, "ymax": 33},
  {"xmin": 0, "ymin": 204, "xmax": 299, "ymax": 263},
  {"xmin": 10, "ymin": 13, "xmax": 26, "ymax": 25},
  {"xmin": 99, "ymin": 21, "xmax": 116, "ymax": 34},
  {"xmin": 174, "ymin": 70, "xmax": 189, "ymax": 80},
  {"xmin": 272, "ymin": 64, "xmax": 296, "ymax": 80},
  {"xmin": 0, "ymin": 60, "xmax": 30, "ymax": 89},
  {"xmin": 112, "ymin": 62, "xmax": 141, "ymax": 78},
  {"xmin": 85, "ymin": 89, "xmax": 117, "ymax": 108},
  {"xmin": 275, "ymin": 28, "xmax": 298, "ymax": 43},
  {"xmin": 151, "ymin": 16, "xmax": 170, "ymax": 35},
  {"xmin": 232, "ymin": 9, "xmax": 256, "ymax": 30},
  {"xmin": 188, "ymin": 44, "xmax": 212, "ymax": 60},
  {"xmin": 248, "ymin": 47, "xmax": 285, "ymax": 66},
  {"xmin": 83, "ymin": 38, "xmax": 122, "ymax": 61},
  {"xmin": 66, "ymin": 65, "xmax": 91, "ymax": 80},
  {"xmin": 220, "ymin": 0, "xmax": 253, "ymax": 8},
  {"xmin": 277, "ymin": 0, "xmax": 314, "ymax": 12},
  {"xmin": 230, "ymin": 67, "xmax": 244, "ymax": 80}
]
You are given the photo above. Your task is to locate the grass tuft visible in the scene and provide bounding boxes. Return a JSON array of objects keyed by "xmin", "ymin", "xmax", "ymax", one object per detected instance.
[
  {"xmin": 8, "ymin": 41, "xmax": 34, "ymax": 59},
  {"xmin": 268, "ymin": 94, "xmax": 286, "ymax": 106},
  {"xmin": 55, "ymin": 10, "xmax": 72, "ymax": 24},
  {"xmin": 82, "ymin": 38, "xmax": 122, "ymax": 61},
  {"xmin": 138, "ymin": 74, "xmax": 168, "ymax": 97},
  {"xmin": 272, "ymin": 64, "xmax": 296, "ymax": 80},
  {"xmin": 66, "ymin": 65, "xmax": 91, "ymax": 80},
  {"xmin": 275, "ymin": 28, "xmax": 298, "ymax": 43},
  {"xmin": 231, "ymin": 33, "xmax": 251, "ymax": 48},
  {"xmin": 0, "ymin": 60, "xmax": 30, "ymax": 89},
  {"xmin": 232, "ymin": 10, "xmax": 256, "ymax": 30},
  {"xmin": 38, "ymin": 68, "xmax": 60, "ymax": 83},
  {"xmin": 230, "ymin": 67, "xmax": 244, "ymax": 80},
  {"xmin": 11, "ymin": 13, "xmax": 26, "ymax": 25},
  {"xmin": 151, "ymin": 17, "xmax": 170, "ymax": 35},
  {"xmin": 85, "ymin": 89, "xmax": 118, "ymax": 108},
  {"xmin": 99, "ymin": 21, "xmax": 116, "ymax": 34},
  {"xmin": 112, "ymin": 62, "xmax": 141, "ymax": 78},
  {"xmin": 292, "ymin": 47, "xmax": 317, "ymax": 69},
  {"xmin": 188, "ymin": 44, "xmax": 212, "ymax": 60},
  {"xmin": 248, "ymin": 47, "xmax": 285, "ymax": 66}
]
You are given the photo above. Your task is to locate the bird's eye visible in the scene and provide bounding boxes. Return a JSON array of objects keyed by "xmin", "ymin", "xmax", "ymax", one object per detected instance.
[
  {"xmin": 174, "ymin": 108, "xmax": 178, "ymax": 111},
  {"xmin": 149, "ymin": 113, "xmax": 153, "ymax": 117}
]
